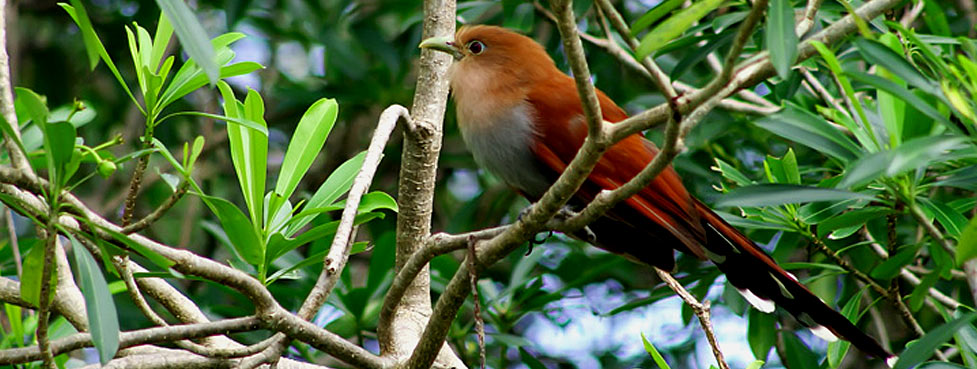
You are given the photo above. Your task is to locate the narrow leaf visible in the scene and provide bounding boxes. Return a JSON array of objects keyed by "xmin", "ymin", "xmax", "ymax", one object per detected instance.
[
  {"xmin": 641, "ymin": 332, "xmax": 672, "ymax": 369},
  {"xmin": 716, "ymin": 184, "xmax": 875, "ymax": 208},
  {"xmin": 70, "ymin": 235, "xmax": 119, "ymax": 365},
  {"xmin": 854, "ymin": 38, "xmax": 941, "ymax": 96},
  {"xmin": 956, "ymin": 215, "xmax": 977, "ymax": 266},
  {"xmin": 154, "ymin": 0, "xmax": 219, "ymax": 85},
  {"xmin": 20, "ymin": 241, "xmax": 52, "ymax": 306},
  {"xmin": 197, "ymin": 194, "xmax": 263, "ymax": 266},
  {"xmin": 893, "ymin": 313, "xmax": 977, "ymax": 369},
  {"xmin": 635, "ymin": 0, "xmax": 723, "ymax": 59},
  {"xmin": 766, "ymin": 0, "xmax": 797, "ymax": 78},
  {"xmin": 753, "ymin": 104, "xmax": 861, "ymax": 162},
  {"xmin": 275, "ymin": 98, "xmax": 338, "ymax": 201}
]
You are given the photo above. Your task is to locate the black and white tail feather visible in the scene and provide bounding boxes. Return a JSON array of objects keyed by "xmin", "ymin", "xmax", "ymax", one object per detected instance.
[{"xmin": 693, "ymin": 200, "xmax": 896, "ymax": 366}]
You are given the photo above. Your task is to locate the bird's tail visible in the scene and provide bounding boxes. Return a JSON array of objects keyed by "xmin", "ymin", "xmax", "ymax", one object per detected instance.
[{"xmin": 693, "ymin": 199, "xmax": 894, "ymax": 363}]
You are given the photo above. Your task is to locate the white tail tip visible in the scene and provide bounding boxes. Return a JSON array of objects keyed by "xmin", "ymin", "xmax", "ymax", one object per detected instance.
[
  {"xmin": 809, "ymin": 325, "xmax": 839, "ymax": 342},
  {"xmin": 886, "ymin": 356, "xmax": 898, "ymax": 368},
  {"xmin": 738, "ymin": 288, "xmax": 775, "ymax": 313}
]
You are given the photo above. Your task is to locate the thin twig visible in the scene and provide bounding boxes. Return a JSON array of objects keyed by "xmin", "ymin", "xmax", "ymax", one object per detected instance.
[
  {"xmin": 121, "ymin": 181, "xmax": 189, "ymax": 234},
  {"xmin": 795, "ymin": 0, "xmax": 825, "ymax": 36},
  {"xmin": 654, "ymin": 268, "xmax": 730, "ymax": 369},
  {"xmin": 121, "ymin": 151, "xmax": 151, "ymax": 226},
  {"xmin": 0, "ymin": 0, "xmax": 31, "ymax": 173},
  {"xmin": 467, "ymin": 236, "xmax": 486, "ymax": 369},
  {"xmin": 5, "ymin": 207, "xmax": 21, "ymax": 277},
  {"xmin": 0, "ymin": 316, "xmax": 262, "ymax": 364},
  {"xmin": 36, "ymin": 209, "xmax": 60, "ymax": 368},
  {"xmin": 809, "ymin": 237, "xmax": 928, "ymax": 338},
  {"xmin": 594, "ymin": 0, "xmax": 678, "ymax": 100},
  {"xmin": 801, "ymin": 68, "xmax": 848, "ymax": 114},
  {"xmin": 908, "ymin": 202, "xmax": 977, "ymax": 309},
  {"xmin": 899, "ymin": 0, "xmax": 926, "ymax": 27},
  {"xmin": 116, "ymin": 255, "xmax": 274, "ymax": 359}
]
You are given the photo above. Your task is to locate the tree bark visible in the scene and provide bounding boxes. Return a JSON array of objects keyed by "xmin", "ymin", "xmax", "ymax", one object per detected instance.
[{"xmin": 382, "ymin": 0, "xmax": 464, "ymax": 367}]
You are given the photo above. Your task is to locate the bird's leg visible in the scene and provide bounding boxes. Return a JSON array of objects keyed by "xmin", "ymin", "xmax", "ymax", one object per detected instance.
[
  {"xmin": 527, "ymin": 231, "xmax": 553, "ymax": 255},
  {"xmin": 519, "ymin": 205, "xmax": 596, "ymax": 255}
]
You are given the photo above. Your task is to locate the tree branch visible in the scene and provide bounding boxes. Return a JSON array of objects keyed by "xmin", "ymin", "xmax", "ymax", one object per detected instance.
[
  {"xmin": 0, "ymin": 317, "xmax": 261, "ymax": 365},
  {"xmin": 383, "ymin": 0, "xmax": 464, "ymax": 366},
  {"xmin": 655, "ymin": 268, "xmax": 730, "ymax": 369}
]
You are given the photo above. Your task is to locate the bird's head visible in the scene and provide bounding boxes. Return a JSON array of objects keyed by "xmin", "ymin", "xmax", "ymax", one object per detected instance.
[{"xmin": 419, "ymin": 25, "xmax": 557, "ymax": 104}]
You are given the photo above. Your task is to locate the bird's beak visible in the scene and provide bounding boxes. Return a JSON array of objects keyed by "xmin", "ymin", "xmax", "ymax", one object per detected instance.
[{"xmin": 419, "ymin": 36, "xmax": 464, "ymax": 60}]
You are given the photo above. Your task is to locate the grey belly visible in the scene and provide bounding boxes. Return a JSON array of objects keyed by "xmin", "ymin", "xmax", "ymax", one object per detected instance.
[{"xmin": 460, "ymin": 109, "xmax": 553, "ymax": 199}]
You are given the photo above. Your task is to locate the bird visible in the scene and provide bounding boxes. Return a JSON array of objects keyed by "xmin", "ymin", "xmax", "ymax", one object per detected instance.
[{"xmin": 420, "ymin": 25, "xmax": 894, "ymax": 364}]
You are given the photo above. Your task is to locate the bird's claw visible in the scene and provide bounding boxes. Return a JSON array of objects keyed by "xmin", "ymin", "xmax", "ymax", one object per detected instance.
[{"xmin": 527, "ymin": 230, "xmax": 553, "ymax": 255}]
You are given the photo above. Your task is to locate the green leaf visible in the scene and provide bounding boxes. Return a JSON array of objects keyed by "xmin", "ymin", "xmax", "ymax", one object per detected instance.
[
  {"xmin": 854, "ymin": 38, "xmax": 941, "ymax": 96},
  {"xmin": 45, "ymin": 121, "xmax": 77, "ymax": 184},
  {"xmin": 826, "ymin": 293, "xmax": 862, "ymax": 368},
  {"xmin": 907, "ymin": 269, "xmax": 940, "ymax": 312},
  {"xmin": 888, "ymin": 136, "xmax": 967, "ymax": 177},
  {"xmin": 920, "ymin": 0, "xmax": 951, "ymax": 36},
  {"xmin": 782, "ymin": 331, "xmax": 820, "ymax": 369},
  {"xmin": 716, "ymin": 184, "xmax": 875, "ymax": 208},
  {"xmin": 519, "ymin": 348, "xmax": 547, "ymax": 369},
  {"xmin": 817, "ymin": 207, "xmax": 890, "ymax": 238},
  {"xmin": 286, "ymin": 151, "xmax": 367, "ymax": 235},
  {"xmin": 893, "ymin": 313, "xmax": 977, "ymax": 369},
  {"xmin": 917, "ymin": 363, "xmax": 972, "ymax": 369},
  {"xmin": 956, "ymin": 215, "xmax": 977, "ymax": 266},
  {"xmin": 94, "ymin": 224, "xmax": 175, "ymax": 270},
  {"xmin": 242, "ymin": 89, "xmax": 268, "ymax": 225},
  {"xmin": 157, "ymin": 58, "xmax": 261, "ymax": 110},
  {"xmin": 158, "ymin": 110, "xmax": 268, "ymax": 135},
  {"xmin": 810, "ymin": 41, "xmax": 878, "ymax": 151},
  {"xmin": 745, "ymin": 360, "xmax": 765, "ymax": 369},
  {"xmin": 874, "ymin": 33, "xmax": 905, "ymax": 147},
  {"xmin": 766, "ymin": 0, "xmax": 797, "ymax": 78},
  {"xmin": 641, "ymin": 332, "xmax": 671, "ymax": 369},
  {"xmin": 338, "ymin": 191, "xmax": 399, "ymax": 214},
  {"xmin": 632, "ymin": 0, "xmax": 686, "ymax": 35},
  {"xmin": 753, "ymin": 104, "xmax": 860, "ymax": 162},
  {"xmin": 150, "ymin": 12, "xmax": 174, "ymax": 73},
  {"xmin": 154, "ymin": 0, "xmax": 219, "ymax": 85},
  {"xmin": 266, "ymin": 241, "xmax": 369, "ymax": 284},
  {"xmin": 869, "ymin": 245, "xmax": 918, "ymax": 281},
  {"xmin": 70, "ymin": 235, "xmax": 119, "ymax": 365},
  {"xmin": 635, "ymin": 0, "xmax": 723, "ymax": 59},
  {"xmin": 198, "ymin": 194, "xmax": 263, "ymax": 266},
  {"xmin": 748, "ymin": 308, "xmax": 777, "ymax": 360},
  {"xmin": 20, "ymin": 240, "xmax": 53, "ymax": 307},
  {"xmin": 919, "ymin": 198, "xmax": 968, "ymax": 238},
  {"xmin": 839, "ymin": 135, "xmax": 967, "ymax": 188},
  {"xmin": 846, "ymin": 71, "xmax": 954, "ymax": 133},
  {"xmin": 274, "ymin": 98, "xmax": 338, "ymax": 202},
  {"xmin": 267, "ymin": 212, "xmax": 381, "ymax": 263},
  {"xmin": 60, "ymin": 1, "xmax": 141, "ymax": 112},
  {"xmin": 4, "ymin": 303, "xmax": 23, "ymax": 346},
  {"xmin": 712, "ymin": 158, "xmax": 754, "ymax": 187},
  {"xmin": 219, "ymin": 82, "xmax": 268, "ymax": 227}
]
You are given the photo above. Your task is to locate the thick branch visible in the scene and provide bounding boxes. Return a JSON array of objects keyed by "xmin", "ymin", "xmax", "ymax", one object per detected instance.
[
  {"xmin": 0, "ymin": 317, "xmax": 261, "ymax": 365},
  {"xmin": 383, "ymin": 0, "xmax": 463, "ymax": 366}
]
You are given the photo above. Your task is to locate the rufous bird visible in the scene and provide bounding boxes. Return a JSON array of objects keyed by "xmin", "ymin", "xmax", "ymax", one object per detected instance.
[{"xmin": 420, "ymin": 25, "xmax": 894, "ymax": 364}]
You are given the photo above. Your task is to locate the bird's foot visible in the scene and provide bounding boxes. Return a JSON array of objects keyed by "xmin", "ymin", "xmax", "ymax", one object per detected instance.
[{"xmin": 527, "ymin": 230, "xmax": 553, "ymax": 255}]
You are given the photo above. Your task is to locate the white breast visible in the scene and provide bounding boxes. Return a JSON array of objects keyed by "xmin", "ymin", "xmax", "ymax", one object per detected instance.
[{"xmin": 458, "ymin": 102, "xmax": 552, "ymax": 199}]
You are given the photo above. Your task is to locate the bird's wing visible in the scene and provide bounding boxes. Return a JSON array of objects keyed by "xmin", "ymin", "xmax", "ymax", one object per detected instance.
[{"xmin": 525, "ymin": 76, "xmax": 707, "ymax": 261}]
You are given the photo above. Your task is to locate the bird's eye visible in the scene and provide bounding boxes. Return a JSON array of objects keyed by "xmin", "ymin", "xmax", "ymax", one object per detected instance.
[{"xmin": 466, "ymin": 40, "xmax": 485, "ymax": 55}]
